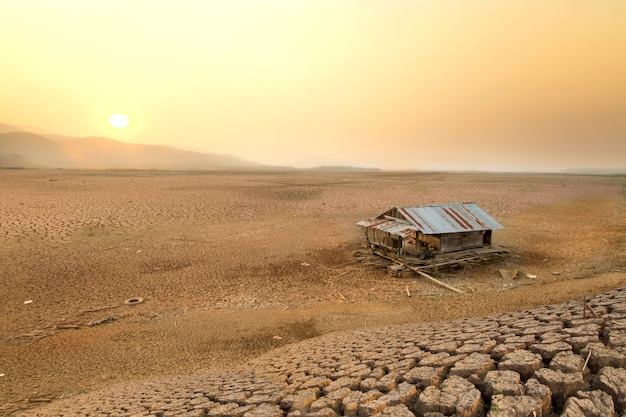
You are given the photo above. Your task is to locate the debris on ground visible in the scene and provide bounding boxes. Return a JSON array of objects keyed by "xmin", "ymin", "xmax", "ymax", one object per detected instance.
[
  {"xmin": 124, "ymin": 297, "xmax": 144, "ymax": 306},
  {"xmin": 88, "ymin": 317, "xmax": 117, "ymax": 327}
]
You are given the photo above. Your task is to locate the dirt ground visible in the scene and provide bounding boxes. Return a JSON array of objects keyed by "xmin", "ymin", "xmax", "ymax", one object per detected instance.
[{"xmin": 1, "ymin": 170, "xmax": 625, "ymax": 415}]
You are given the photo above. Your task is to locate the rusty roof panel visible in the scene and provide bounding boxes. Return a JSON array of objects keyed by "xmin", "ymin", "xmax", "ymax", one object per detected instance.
[
  {"xmin": 356, "ymin": 218, "xmax": 418, "ymax": 238},
  {"xmin": 397, "ymin": 203, "xmax": 503, "ymax": 234}
]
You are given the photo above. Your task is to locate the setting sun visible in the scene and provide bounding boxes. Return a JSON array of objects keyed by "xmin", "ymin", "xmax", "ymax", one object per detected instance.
[
  {"xmin": 2, "ymin": 1, "xmax": 626, "ymax": 171},
  {"xmin": 108, "ymin": 113, "xmax": 130, "ymax": 129}
]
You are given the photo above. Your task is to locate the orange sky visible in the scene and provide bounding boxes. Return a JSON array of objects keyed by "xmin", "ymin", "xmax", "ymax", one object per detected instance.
[{"xmin": 1, "ymin": 1, "xmax": 625, "ymax": 171}]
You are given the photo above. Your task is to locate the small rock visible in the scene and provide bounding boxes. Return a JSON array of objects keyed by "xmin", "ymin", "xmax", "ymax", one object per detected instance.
[
  {"xmin": 607, "ymin": 331, "xmax": 626, "ymax": 348},
  {"xmin": 449, "ymin": 352, "xmax": 494, "ymax": 379},
  {"xmin": 580, "ymin": 343, "xmax": 626, "ymax": 373},
  {"xmin": 533, "ymin": 368, "xmax": 584, "ymax": 410},
  {"xmin": 529, "ymin": 341, "xmax": 572, "ymax": 361},
  {"xmin": 487, "ymin": 394, "xmax": 544, "ymax": 417},
  {"xmin": 302, "ymin": 409, "xmax": 338, "ymax": 417},
  {"xmin": 524, "ymin": 378, "xmax": 552, "ymax": 416},
  {"xmin": 428, "ymin": 341, "xmax": 462, "ymax": 354},
  {"xmin": 539, "ymin": 331, "xmax": 567, "ymax": 343},
  {"xmin": 370, "ymin": 382, "xmax": 418, "ymax": 410},
  {"xmin": 549, "ymin": 351, "xmax": 584, "ymax": 373},
  {"xmin": 560, "ymin": 390, "xmax": 615, "ymax": 417},
  {"xmin": 403, "ymin": 366, "xmax": 446, "ymax": 389},
  {"xmin": 483, "ymin": 370, "xmax": 524, "ymax": 398},
  {"xmin": 207, "ymin": 403, "xmax": 240, "ymax": 417},
  {"xmin": 593, "ymin": 366, "xmax": 626, "ymax": 414},
  {"xmin": 498, "ymin": 350, "xmax": 543, "ymax": 380},
  {"xmin": 381, "ymin": 404, "xmax": 414, "ymax": 416},
  {"xmin": 280, "ymin": 389, "xmax": 319, "ymax": 412},
  {"xmin": 415, "ymin": 375, "xmax": 483, "ymax": 417},
  {"xmin": 310, "ymin": 387, "xmax": 350, "ymax": 413},
  {"xmin": 242, "ymin": 403, "xmax": 284, "ymax": 417},
  {"xmin": 373, "ymin": 371, "xmax": 401, "ymax": 393},
  {"xmin": 490, "ymin": 343, "xmax": 526, "ymax": 361},
  {"xmin": 342, "ymin": 390, "xmax": 381, "ymax": 417}
]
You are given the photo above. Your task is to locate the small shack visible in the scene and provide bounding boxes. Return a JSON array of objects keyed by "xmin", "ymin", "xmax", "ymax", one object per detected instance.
[{"xmin": 356, "ymin": 202, "xmax": 503, "ymax": 257}]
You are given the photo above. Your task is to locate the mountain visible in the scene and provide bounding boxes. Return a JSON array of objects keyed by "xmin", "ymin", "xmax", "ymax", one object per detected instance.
[
  {"xmin": 0, "ymin": 129, "xmax": 261, "ymax": 170},
  {"xmin": 0, "ymin": 123, "xmax": 26, "ymax": 134},
  {"xmin": 0, "ymin": 153, "xmax": 39, "ymax": 169},
  {"xmin": 0, "ymin": 132, "xmax": 68, "ymax": 167}
]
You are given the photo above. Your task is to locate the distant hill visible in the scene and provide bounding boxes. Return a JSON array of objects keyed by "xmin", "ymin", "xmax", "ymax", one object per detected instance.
[
  {"xmin": 311, "ymin": 165, "xmax": 381, "ymax": 172},
  {"xmin": 0, "ymin": 153, "xmax": 38, "ymax": 169},
  {"xmin": 0, "ymin": 123, "xmax": 26, "ymax": 134},
  {"xmin": 560, "ymin": 168, "xmax": 626, "ymax": 175},
  {"xmin": 0, "ymin": 132, "xmax": 68, "ymax": 167},
  {"xmin": 0, "ymin": 129, "xmax": 261, "ymax": 170}
]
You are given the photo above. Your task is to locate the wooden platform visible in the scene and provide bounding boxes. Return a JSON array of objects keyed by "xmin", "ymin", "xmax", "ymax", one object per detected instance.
[
  {"xmin": 354, "ymin": 246, "xmax": 509, "ymax": 293},
  {"xmin": 355, "ymin": 246, "xmax": 509, "ymax": 273}
]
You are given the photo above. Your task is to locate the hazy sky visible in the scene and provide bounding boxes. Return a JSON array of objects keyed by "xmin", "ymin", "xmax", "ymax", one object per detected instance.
[{"xmin": 2, "ymin": 1, "xmax": 625, "ymax": 171}]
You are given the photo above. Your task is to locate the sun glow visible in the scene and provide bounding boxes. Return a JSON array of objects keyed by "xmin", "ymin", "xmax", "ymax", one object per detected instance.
[{"xmin": 108, "ymin": 113, "xmax": 131, "ymax": 129}]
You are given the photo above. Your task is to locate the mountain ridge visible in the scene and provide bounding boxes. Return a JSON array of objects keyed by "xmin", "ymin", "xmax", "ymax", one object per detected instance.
[{"xmin": 0, "ymin": 127, "xmax": 261, "ymax": 170}]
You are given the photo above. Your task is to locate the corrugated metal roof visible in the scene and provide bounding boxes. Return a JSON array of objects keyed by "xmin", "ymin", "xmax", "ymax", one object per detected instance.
[
  {"xmin": 397, "ymin": 203, "xmax": 503, "ymax": 234},
  {"xmin": 356, "ymin": 218, "xmax": 418, "ymax": 238}
]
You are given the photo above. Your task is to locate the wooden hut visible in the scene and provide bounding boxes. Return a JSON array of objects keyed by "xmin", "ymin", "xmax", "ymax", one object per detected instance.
[{"xmin": 356, "ymin": 202, "xmax": 503, "ymax": 257}]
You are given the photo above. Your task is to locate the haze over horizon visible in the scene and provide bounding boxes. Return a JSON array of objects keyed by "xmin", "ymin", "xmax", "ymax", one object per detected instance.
[{"xmin": 1, "ymin": 1, "xmax": 625, "ymax": 172}]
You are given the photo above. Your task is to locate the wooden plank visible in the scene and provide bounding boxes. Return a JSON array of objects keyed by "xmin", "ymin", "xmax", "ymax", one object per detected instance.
[
  {"xmin": 373, "ymin": 251, "xmax": 465, "ymax": 294},
  {"xmin": 408, "ymin": 266, "xmax": 465, "ymax": 294},
  {"xmin": 413, "ymin": 255, "xmax": 483, "ymax": 270}
]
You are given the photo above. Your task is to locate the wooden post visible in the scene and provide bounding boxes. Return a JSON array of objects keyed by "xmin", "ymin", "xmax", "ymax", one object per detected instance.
[
  {"xmin": 431, "ymin": 257, "xmax": 440, "ymax": 278},
  {"xmin": 364, "ymin": 231, "xmax": 373, "ymax": 253}
]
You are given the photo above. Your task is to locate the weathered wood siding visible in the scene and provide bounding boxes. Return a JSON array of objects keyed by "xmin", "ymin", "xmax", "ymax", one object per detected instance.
[
  {"xmin": 403, "ymin": 235, "xmax": 419, "ymax": 255},
  {"xmin": 368, "ymin": 229, "xmax": 401, "ymax": 250},
  {"xmin": 439, "ymin": 231, "xmax": 484, "ymax": 252},
  {"xmin": 419, "ymin": 233, "xmax": 441, "ymax": 252},
  {"xmin": 366, "ymin": 228, "xmax": 490, "ymax": 255}
]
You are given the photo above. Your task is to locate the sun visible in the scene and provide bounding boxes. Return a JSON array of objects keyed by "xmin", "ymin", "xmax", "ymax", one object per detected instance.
[{"xmin": 108, "ymin": 113, "xmax": 131, "ymax": 129}]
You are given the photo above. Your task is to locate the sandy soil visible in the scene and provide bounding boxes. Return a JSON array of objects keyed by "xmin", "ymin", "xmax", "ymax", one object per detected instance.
[{"xmin": 1, "ymin": 170, "xmax": 625, "ymax": 415}]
